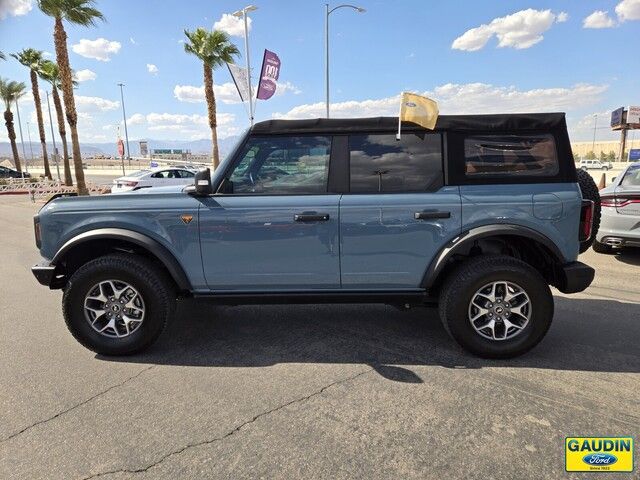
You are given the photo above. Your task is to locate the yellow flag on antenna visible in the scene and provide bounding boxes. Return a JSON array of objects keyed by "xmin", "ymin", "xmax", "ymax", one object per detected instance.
[{"xmin": 398, "ymin": 92, "xmax": 439, "ymax": 133}]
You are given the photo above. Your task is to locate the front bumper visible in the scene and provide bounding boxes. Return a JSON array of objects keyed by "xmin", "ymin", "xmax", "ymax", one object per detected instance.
[
  {"xmin": 32, "ymin": 260, "xmax": 65, "ymax": 289},
  {"xmin": 555, "ymin": 261, "xmax": 595, "ymax": 294}
]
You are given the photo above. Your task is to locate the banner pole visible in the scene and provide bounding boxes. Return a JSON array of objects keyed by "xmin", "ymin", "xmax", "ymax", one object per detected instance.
[{"xmin": 396, "ymin": 92, "xmax": 403, "ymax": 141}]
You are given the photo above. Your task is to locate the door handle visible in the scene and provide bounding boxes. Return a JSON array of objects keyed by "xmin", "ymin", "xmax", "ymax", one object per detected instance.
[
  {"xmin": 294, "ymin": 213, "xmax": 330, "ymax": 222},
  {"xmin": 414, "ymin": 210, "xmax": 451, "ymax": 220}
]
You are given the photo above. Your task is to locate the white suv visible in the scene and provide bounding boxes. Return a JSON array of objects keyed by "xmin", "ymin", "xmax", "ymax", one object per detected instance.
[{"xmin": 580, "ymin": 159, "xmax": 611, "ymax": 171}]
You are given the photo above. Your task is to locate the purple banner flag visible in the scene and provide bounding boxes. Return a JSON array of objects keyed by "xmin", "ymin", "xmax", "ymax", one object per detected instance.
[{"xmin": 256, "ymin": 49, "xmax": 280, "ymax": 100}]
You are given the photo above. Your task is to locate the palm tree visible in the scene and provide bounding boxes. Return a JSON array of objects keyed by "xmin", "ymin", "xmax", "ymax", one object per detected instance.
[
  {"xmin": 39, "ymin": 60, "xmax": 73, "ymax": 185},
  {"xmin": 12, "ymin": 49, "xmax": 52, "ymax": 180},
  {"xmin": 184, "ymin": 28, "xmax": 239, "ymax": 169},
  {"xmin": 38, "ymin": 0, "xmax": 105, "ymax": 195},
  {"xmin": 0, "ymin": 78, "xmax": 27, "ymax": 173}
]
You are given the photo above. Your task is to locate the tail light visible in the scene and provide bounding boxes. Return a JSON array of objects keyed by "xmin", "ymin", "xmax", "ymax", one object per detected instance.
[
  {"xmin": 600, "ymin": 195, "xmax": 640, "ymax": 208},
  {"xmin": 34, "ymin": 216, "xmax": 41, "ymax": 249},
  {"xmin": 121, "ymin": 181, "xmax": 138, "ymax": 188},
  {"xmin": 579, "ymin": 200, "xmax": 594, "ymax": 242}
]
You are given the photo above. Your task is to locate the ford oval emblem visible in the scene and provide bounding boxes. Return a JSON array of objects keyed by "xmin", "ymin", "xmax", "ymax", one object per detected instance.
[{"xmin": 582, "ymin": 453, "xmax": 617, "ymax": 465}]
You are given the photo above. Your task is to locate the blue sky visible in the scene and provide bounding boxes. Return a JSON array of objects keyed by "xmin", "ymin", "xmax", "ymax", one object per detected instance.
[{"xmin": 1, "ymin": 0, "xmax": 639, "ymax": 148}]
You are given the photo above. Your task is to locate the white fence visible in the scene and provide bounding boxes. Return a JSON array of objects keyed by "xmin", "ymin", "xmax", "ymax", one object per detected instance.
[{"xmin": 0, "ymin": 178, "xmax": 110, "ymax": 201}]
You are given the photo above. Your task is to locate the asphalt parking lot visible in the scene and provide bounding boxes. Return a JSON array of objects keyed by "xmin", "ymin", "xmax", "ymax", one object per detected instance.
[{"xmin": 0, "ymin": 196, "xmax": 638, "ymax": 479}]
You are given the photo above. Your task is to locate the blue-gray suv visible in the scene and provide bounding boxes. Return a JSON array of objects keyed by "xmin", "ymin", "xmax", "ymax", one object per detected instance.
[{"xmin": 32, "ymin": 114, "xmax": 598, "ymax": 358}]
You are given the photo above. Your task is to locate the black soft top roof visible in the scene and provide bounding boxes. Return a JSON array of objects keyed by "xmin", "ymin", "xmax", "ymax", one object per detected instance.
[{"xmin": 251, "ymin": 113, "xmax": 568, "ymax": 134}]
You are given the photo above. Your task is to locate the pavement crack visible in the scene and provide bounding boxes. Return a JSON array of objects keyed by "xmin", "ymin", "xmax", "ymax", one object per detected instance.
[
  {"xmin": 80, "ymin": 367, "xmax": 373, "ymax": 480},
  {"xmin": 1, "ymin": 365, "xmax": 155, "ymax": 444}
]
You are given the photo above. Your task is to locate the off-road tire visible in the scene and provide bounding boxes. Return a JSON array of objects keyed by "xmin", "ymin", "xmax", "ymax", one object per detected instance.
[
  {"xmin": 439, "ymin": 255, "xmax": 554, "ymax": 359},
  {"xmin": 63, "ymin": 254, "xmax": 176, "ymax": 355},
  {"xmin": 576, "ymin": 168, "xmax": 601, "ymax": 253},
  {"xmin": 592, "ymin": 239, "xmax": 614, "ymax": 254}
]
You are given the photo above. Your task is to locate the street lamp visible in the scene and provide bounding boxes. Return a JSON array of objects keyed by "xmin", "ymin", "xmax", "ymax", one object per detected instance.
[
  {"xmin": 46, "ymin": 90, "xmax": 61, "ymax": 182},
  {"xmin": 14, "ymin": 97, "xmax": 28, "ymax": 175},
  {"xmin": 232, "ymin": 5, "xmax": 258, "ymax": 126},
  {"xmin": 325, "ymin": 3, "xmax": 365, "ymax": 118},
  {"xmin": 117, "ymin": 83, "xmax": 131, "ymax": 163}
]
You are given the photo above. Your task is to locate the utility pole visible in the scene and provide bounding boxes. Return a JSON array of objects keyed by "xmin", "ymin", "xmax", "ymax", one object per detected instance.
[
  {"xmin": 46, "ymin": 90, "xmax": 61, "ymax": 182},
  {"xmin": 15, "ymin": 98, "xmax": 28, "ymax": 175},
  {"xmin": 118, "ymin": 83, "xmax": 131, "ymax": 164},
  {"xmin": 591, "ymin": 114, "xmax": 597, "ymax": 156}
]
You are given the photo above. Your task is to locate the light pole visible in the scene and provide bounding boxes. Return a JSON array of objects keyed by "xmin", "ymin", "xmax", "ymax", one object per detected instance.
[
  {"xmin": 325, "ymin": 4, "xmax": 365, "ymax": 118},
  {"xmin": 46, "ymin": 90, "xmax": 61, "ymax": 182},
  {"xmin": 232, "ymin": 5, "xmax": 258, "ymax": 126},
  {"xmin": 15, "ymin": 97, "xmax": 27, "ymax": 176},
  {"xmin": 118, "ymin": 83, "xmax": 131, "ymax": 164},
  {"xmin": 591, "ymin": 113, "xmax": 598, "ymax": 157},
  {"xmin": 26, "ymin": 122, "xmax": 34, "ymax": 165}
]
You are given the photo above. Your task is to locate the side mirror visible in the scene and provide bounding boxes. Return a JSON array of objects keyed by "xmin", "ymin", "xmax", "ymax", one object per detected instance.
[{"xmin": 193, "ymin": 168, "xmax": 213, "ymax": 196}]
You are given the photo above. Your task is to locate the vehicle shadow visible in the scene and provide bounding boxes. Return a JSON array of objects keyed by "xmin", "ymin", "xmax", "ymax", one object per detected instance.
[
  {"xmin": 614, "ymin": 247, "xmax": 640, "ymax": 267},
  {"xmin": 98, "ymin": 296, "xmax": 640, "ymax": 382}
]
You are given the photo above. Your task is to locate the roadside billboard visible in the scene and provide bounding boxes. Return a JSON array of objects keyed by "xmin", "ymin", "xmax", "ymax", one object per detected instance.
[
  {"xmin": 629, "ymin": 149, "xmax": 640, "ymax": 161},
  {"xmin": 627, "ymin": 106, "xmax": 640, "ymax": 124},
  {"xmin": 611, "ymin": 107, "xmax": 624, "ymax": 127}
]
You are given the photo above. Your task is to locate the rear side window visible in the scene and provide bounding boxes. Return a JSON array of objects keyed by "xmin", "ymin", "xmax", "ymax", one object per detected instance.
[
  {"xmin": 621, "ymin": 164, "xmax": 640, "ymax": 186},
  {"xmin": 464, "ymin": 134, "xmax": 558, "ymax": 178},
  {"xmin": 349, "ymin": 133, "xmax": 443, "ymax": 193}
]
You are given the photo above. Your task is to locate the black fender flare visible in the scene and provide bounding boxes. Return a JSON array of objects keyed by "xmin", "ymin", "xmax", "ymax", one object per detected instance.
[
  {"xmin": 421, "ymin": 224, "xmax": 567, "ymax": 289},
  {"xmin": 52, "ymin": 228, "xmax": 192, "ymax": 291}
]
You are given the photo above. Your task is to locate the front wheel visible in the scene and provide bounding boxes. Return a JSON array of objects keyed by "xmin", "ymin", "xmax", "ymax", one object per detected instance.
[
  {"xmin": 438, "ymin": 255, "xmax": 553, "ymax": 358},
  {"xmin": 62, "ymin": 254, "xmax": 176, "ymax": 355}
]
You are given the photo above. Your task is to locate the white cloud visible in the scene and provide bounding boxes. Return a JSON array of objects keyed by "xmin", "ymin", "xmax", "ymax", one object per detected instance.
[
  {"xmin": 213, "ymin": 13, "xmax": 251, "ymax": 37},
  {"xmin": 129, "ymin": 37, "xmax": 136, "ymax": 45},
  {"xmin": 74, "ymin": 69, "xmax": 97, "ymax": 82},
  {"xmin": 174, "ymin": 80, "xmax": 300, "ymax": 105},
  {"xmin": 452, "ymin": 9, "xmax": 566, "ymax": 51},
  {"xmin": 616, "ymin": 0, "xmax": 640, "ymax": 22},
  {"xmin": 275, "ymin": 81, "xmax": 302, "ymax": 96},
  {"xmin": 174, "ymin": 83, "xmax": 242, "ymax": 104},
  {"xmin": 583, "ymin": 11, "xmax": 616, "ymax": 29},
  {"xmin": 128, "ymin": 113, "xmax": 146, "ymax": 125},
  {"xmin": 137, "ymin": 111, "xmax": 238, "ymax": 139},
  {"xmin": 273, "ymin": 82, "xmax": 608, "ymax": 119},
  {"xmin": 146, "ymin": 63, "xmax": 159, "ymax": 75},
  {"xmin": 43, "ymin": 51, "xmax": 53, "ymax": 58},
  {"xmin": 71, "ymin": 38, "xmax": 122, "ymax": 61},
  {"xmin": 556, "ymin": 12, "xmax": 569, "ymax": 23},
  {"xmin": 0, "ymin": 0, "xmax": 32, "ymax": 19},
  {"xmin": 75, "ymin": 95, "xmax": 119, "ymax": 112}
]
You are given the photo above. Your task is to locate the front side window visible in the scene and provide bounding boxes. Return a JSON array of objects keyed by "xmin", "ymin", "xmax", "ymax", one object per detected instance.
[
  {"xmin": 349, "ymin": 133, "xmax": 443, "ymax": 193},
  {"xmin": 227, "ymin": 136, "xmax": 331, "ymax": 194},
  {"xmin": 464, "ymin": 134, "xmax": 558, "ymax": 177}
]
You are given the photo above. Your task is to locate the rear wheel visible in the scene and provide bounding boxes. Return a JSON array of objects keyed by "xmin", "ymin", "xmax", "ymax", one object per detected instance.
[
  {"xmin": 439, "ymin": 255, "xmax": 553, "ymax": 358},
  {"xmin": 63, "ymin": 254, "xmax": 176, "ymax": 355},
  {"xmin": 576, "ymin": 168, "xmax": 601, "ymax": 253}
]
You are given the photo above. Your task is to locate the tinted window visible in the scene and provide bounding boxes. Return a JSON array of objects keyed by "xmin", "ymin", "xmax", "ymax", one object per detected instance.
[
  {"xmin": 621, "ymin": 164, "xmax": 640, "ymax": 186},
  {"xmin": 228, "ymin": 136, "xmax": 331, "ymax": 194},
  {"xmin": 349, "ymin": 133, "xmax": 443, "ymax": 192},
  {"xmin": 464, "ymin": 134, "xmax": 558, "ymax": 177}
]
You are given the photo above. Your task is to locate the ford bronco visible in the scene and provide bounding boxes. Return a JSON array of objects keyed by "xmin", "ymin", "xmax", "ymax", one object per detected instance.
[{"xmin": 32, "ymin": 114, "xmax": 598, "ymax": 358}]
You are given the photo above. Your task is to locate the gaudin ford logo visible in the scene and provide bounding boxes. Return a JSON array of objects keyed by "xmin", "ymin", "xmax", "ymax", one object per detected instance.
[
  {"xmin": 583, "ymin": 453, "xmax": 617, "ymax": 466},
  {"xmin": 405, "ymin": 101, "xmax": 417, "ymax": 107},
  {"xmin": 565, "ymin": 437, "xmax": 633, "ymax": 472}
]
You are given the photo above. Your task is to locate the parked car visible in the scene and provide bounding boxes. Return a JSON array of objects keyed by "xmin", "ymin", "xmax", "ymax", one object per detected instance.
[
  {"xmin": 110, "ymin": 168, "xmax": 196, "ymax": 193},
  {"xmin": 0, "ymin": 165, "xmax": 30, "ymax": 178},
  {"xmin": 593, "ymin": 162, "xmax": 640, "ymax": 253},
  {"xmin": 580, "ymin": 159, "xmax": 611, "ymax": 170},
  {"xmin": 32, "ymin": 113, "xmax": 598, "ymax": 358}
]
